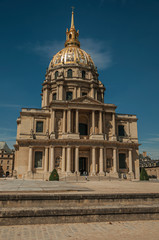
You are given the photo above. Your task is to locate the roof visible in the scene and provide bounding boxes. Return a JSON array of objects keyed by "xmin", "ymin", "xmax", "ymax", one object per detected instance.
[{"xmin": 0, "ymin": 142, "xmax": 12, "ymax": 154}]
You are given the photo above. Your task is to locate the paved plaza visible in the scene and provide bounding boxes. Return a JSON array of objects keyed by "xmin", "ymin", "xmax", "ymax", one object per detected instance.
[
  {"xmin": 1, "ymin": 179, "xmax": 159, "ymax": 239},
  {"xmin": 0, "ymin": 220, "xmax": 158, "ymax": 240},
  {"xmin": 0, "ymin": 179, "xmax": 159, "ymax": 194}
]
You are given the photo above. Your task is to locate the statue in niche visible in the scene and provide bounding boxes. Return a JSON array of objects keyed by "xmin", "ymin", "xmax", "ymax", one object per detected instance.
[{"xmin": 105, "ymin": 121, "xmax": 113, "ymax": 138}]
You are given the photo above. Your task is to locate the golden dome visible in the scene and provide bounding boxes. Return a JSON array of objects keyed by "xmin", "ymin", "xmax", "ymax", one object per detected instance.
[
  {"xmin": 48, "ymin": 9, "xmax": 96, "ymax": 70},
  {"xmin": 49, "ymin": 46, "xmax": 95, "ymax": 69}
]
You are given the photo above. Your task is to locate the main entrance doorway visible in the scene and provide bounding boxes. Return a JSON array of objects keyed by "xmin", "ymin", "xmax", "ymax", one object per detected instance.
[{"xmin": 79, "ymin": 157, "xmax": 87, "ymax": 175}]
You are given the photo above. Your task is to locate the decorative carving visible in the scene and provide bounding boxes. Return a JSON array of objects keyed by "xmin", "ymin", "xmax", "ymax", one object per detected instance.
[
  {"xmin": 105, "ymin": 121, "xmax": 113, "ymax": 136},
  {"xmin": 30, "ymin": 129, "xmax": 35, "ymax": 139},
  {"xmin": 46, "ymin": 129, "xmax": 49, "ymax": 139}
]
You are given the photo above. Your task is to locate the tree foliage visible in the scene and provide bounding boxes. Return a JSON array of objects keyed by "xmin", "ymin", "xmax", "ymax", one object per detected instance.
[
  {"xmin": 49, "ymin": 169, "xmax": 59, "ymax": 181},
  {"xmin": 140, "ymin": 168, "xmax": 149, "ymax": 181}
]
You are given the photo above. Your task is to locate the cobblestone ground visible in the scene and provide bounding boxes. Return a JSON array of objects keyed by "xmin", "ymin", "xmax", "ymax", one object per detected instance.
[{"xmin": 0, "ymin": 220, "xmax": 158, "ymax": 240}]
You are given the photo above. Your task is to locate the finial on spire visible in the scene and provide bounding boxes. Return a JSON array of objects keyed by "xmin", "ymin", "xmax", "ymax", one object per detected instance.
[{"xmin": 71, "ymin": 6, "xmax": 75, "ymax": 29}]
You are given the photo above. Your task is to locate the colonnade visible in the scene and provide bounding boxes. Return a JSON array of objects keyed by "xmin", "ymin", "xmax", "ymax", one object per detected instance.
[
  {"xmin": 28, "ymin": 146, "xmax": 134, "ymax": 176},
  {"xmin": 51, "ymin": 109, "xmax": 106, "ymax": 135}
]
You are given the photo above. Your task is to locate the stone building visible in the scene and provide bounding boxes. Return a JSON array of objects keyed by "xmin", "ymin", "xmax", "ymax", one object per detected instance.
[
  {"xmin": 14, "ymin": 10, "xmax": 140, "ymax": 180},
  {"xmin": 0, "ymin": 142, "xmax": 14, "ymax": 177},
  {"xmin": 139, "ymin": 152, "xmax": 159, "ymax": 179}
]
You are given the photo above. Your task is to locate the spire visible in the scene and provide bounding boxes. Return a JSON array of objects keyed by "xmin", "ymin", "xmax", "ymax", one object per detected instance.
[
  {"xmin": 71, "ymin": 7, "xmax": 75, "ymax": 29},
  {"xmin": 65, "ymin": 8, "xmax": 80, "ymax": 48}
]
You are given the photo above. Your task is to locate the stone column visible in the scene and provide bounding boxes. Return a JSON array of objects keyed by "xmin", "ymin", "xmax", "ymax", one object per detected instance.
[
  {"xmin": 56, "ymin": 85, "xmax": 59, "ymax": 100},
  {"xmin": 113, "ymin": 148, "xmax": 117, "ymax": 173},
  {"xmin": 28, "ymin": 147, "xmax": 33, "ymax": 172},
  {"xmin": 92, "ymin": 110, "xmax": 95, "ymax": 134},
  {"xmin": 112, "ymin": 113, "xmax": 116, "ymax": 136},
  {"xmin": 62, "ymin": 147, "xmax": 66, "ymax": 173},
  {"xmin": 104, "ymin": 147, "xmax": 107, "ymax": 173},
  {"xmin": 44, "ymin": 147, "xmax": 49, "ymax": 172},
  {"xmin": 59, "ymin": 85, "xmax": 63, "ymax": 100},
  {"xmin": 66, "ymin": 146, "xmax": 71, "ymax": 174},
  {"xmin": 75, "ymin": 146, "xmax": 79, "ymax": 173},
  {"xmin": 78, "ymin": 87, "xmax": 81, "ymax": 98},
  {"xmin": 99, "ymin": 147, "xmax": 104, "ymax": 175},
  {"xmin": 49, "ymin": 147, "xmax": 55, "ymax": 172},
  {"xmin": 76, "ymin": 110, "xmax": 79, "ymax": 134},
  {"xmin": 99, "ymin": 111, "xmax": 102, "ymax": 134},
  {"xmin": 67, "ymin": 110, "xmax": 71, "ymax": 133},
  {"xmin": 129, "ymin": 149, "xmax": 133, "ymax": 173},
  {"xmin": 51, "ymin": 110, "xmax": 55, "ymax": 133},
  {"xmin": 91, "ymin": 87, "xmax": 94, "ymax": 98},
  {"xmin": 63, "ymin": 110, "xmax": 66, "ymax": 133},
  {"xmin": 92, "ymin": 147, "xmax": 96, "ymax": 175}
]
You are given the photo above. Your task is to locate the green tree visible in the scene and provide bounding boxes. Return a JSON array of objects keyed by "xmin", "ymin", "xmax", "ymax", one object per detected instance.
[
  {"xmin": 140, "ymin": 168, "xmax": 149, "ymax": 181},
  {"xmin": 49, "ymin": 169, "xmax": 59, "ymax": 181}
]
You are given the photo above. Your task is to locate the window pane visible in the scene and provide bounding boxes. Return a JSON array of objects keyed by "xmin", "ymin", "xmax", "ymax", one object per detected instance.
[
  {"xmin": 118, "ymin": 125, "xmax": 125, "ymax": 136},
  {"xmin": 66, "ymin": 92, "xmax": 72, "ymax": 100},
  {"xmin": 36, "ymin": 121, "xmax": 43, "ymax": 133},
  {"xmin": 34, "ymin": 152, "xmax": 43, "ymax": 168}
]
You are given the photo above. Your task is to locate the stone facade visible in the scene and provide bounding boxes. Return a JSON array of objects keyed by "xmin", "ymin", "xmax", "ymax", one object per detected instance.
[
  {"xmin": 14, "ymin": 10, "xmax": 140, "ymax": 180},
  {"xmin": 0, "ymin": 142, "xmax": 14, "ymax": 177}
]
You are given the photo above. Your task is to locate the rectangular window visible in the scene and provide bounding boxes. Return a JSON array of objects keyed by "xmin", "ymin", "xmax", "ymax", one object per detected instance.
[
  {"xmin": 36, "ymin": 121, "xmax": 43, "ymax": 133},
  {"xmin": 82, "ymin": 92, "xmax": 87, "ymax": 96},
  {"xmin": 118, "ymin": 125, "xmax": 125, "ymax": 137},
  {"xmin": 34, "ymin": 151, "xmax": 43, "ymax": 168}
]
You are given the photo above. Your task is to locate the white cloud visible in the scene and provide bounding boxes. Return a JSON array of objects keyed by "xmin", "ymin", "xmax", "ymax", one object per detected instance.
[
  {"xmin": 20, "ymin": 38, "xmax": 112, "ymax": 70},
  {"xmin": 81, "ymin": 38, "xmax": 112, "ymax": 70}
]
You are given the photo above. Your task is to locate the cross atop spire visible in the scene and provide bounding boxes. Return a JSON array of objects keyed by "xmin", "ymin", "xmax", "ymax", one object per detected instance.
[{"xmin": 71, "ymin": 7, "xmax": 75, "ymax": 29}]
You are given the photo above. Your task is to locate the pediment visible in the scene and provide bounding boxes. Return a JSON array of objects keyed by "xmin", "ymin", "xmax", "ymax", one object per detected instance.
[{"xmin": 70, "ymin": 96, "xmax": 103, "ymax": 105}]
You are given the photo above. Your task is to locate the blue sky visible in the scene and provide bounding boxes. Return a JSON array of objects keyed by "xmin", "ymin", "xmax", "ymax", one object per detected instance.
[{"xmin": 0, "ymin": 0, "xmax": 159, "ymax": 158}]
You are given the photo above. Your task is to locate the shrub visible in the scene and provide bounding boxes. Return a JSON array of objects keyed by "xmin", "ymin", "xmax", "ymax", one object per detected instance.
[
  {"xmin": 49, "ymin": 169, "xmax": 59, "ymax": 181},
  {"xmin": 140, "ymin": 168, "xmax": 149, "ymax": 181}
]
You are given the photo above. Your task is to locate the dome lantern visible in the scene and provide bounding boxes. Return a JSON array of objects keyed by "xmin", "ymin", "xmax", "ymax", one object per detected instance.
[{"xmin": 65, "ymin": 8, "xmax": 80, "ymax": 48}]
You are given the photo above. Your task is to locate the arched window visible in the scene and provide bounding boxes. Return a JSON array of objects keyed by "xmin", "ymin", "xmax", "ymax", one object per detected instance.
[
  {"xmin": 69, "ymin": 34, "xmax": 72, "ymax": 39},
  {"xmin": 66, "ymin": 91, "xmax": 73, "ymax": 100},
  {"xmin": 67, "ymin": 69, "xmax": 72, "ymax": 78},
  {"xmin": 55, "ymin": 71, "xmax": 58, "ymax": 80},
  {"xmin": 82, "ymin": 70, "xmax": 86, "ymax": 79},
  {"xmin": 53, "ymin": 93, "xmax": 57, "ymax": 100}
]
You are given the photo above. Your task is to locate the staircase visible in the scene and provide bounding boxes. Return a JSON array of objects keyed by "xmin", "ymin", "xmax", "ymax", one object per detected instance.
[{"xmin": 1, "ymin": 192, "xmax": 159, "ymax": 225}]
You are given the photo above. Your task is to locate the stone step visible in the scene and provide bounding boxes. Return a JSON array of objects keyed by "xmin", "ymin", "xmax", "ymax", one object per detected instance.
[
  {"xmin": 59, "ymin": 176, "xmax": 120, "ymax": 181},
  {"xmin": 1, "ymin": 204, "xmax": 159, "ymax": 225},
  {"xmin": 1, "ymin": 193, "xmax": 159, "ymax": 208}
]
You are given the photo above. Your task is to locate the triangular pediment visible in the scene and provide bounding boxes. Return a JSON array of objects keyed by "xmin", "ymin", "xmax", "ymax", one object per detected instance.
[{"xmin": 70, "ymin": 96, "xmax": 103, "ymax": 105}]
